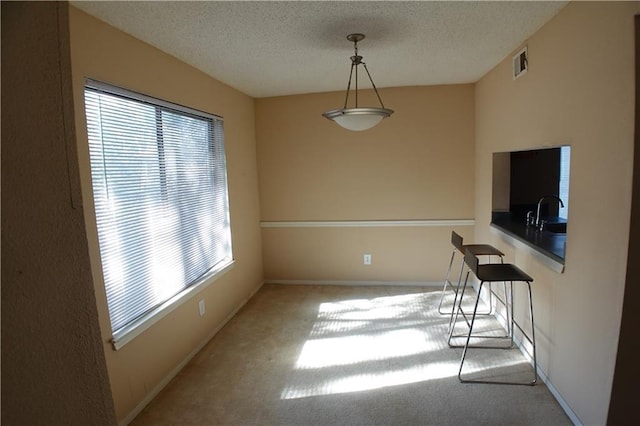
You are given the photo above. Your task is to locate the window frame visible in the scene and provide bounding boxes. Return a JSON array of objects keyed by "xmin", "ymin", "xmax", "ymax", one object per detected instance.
[{"xmin": 83, "ymin": 79, "xmax": 234, "ymax": 350}]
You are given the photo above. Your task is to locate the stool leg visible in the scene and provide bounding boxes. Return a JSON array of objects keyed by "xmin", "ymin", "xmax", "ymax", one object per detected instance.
[
  {"xmin": 527, "ymin": 281, "xmax": 538, "ymax": 385},
  {"xmin": 448, "ymin": 269, "xmax": 470, "ymax": 345},
  {"xmin": 473, "ymin": 255, "xmax": 503, "ymax": 317},
  {"xmin": 510, "ymin": 281, "xmax": 515, "ymax": 347},
  {"xmin": 498, "ymin": 256, "xmax": 512, "ymax": 337},
  {"xmin": 486, "ymin": 255, "xmax": 494, "ymax": 314},
  {"xmin": 446, "ymin": 255, "xmax": 468, "ymax": 333},
  {"xmin": 458, "ymin": 281, "xmax": 484, "ymax": 381},
  {"xmin": 438, "ymin": 249, "xmax": 457, "ymax": 315},
  {"xmin": 503, "ymin": 280, "xmax": 511, "ymax": 338}
]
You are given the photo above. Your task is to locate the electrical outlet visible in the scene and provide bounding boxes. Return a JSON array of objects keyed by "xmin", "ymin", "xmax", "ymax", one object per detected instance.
[
  {"xmin": 198, "ymin": 299, "xmax": 206, "ymax": 317},
  {"xmin": 364, "ymin": 254, "xmax": 372, "ymax": 265}
]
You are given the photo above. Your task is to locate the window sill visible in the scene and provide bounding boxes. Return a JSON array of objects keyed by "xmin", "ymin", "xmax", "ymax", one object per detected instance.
[{"xmin": 110, "ymin": 259, "xmax": 235, "ymax": 350}]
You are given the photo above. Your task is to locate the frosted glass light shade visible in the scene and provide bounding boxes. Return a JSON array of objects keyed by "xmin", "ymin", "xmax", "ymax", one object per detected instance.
[{"xmin": 322, "ymin": 107, "xmax": 394, "ymax": 131}]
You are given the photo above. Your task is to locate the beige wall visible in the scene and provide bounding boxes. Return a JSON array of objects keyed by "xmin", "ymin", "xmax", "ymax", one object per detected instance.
[
  {"xmin": 256, "ymin": 85, "xmax": 475, "ymax": 283},
  {"xmin": 1, "ymin": 2, "xmax": 117, "ymax": 424},
  {"xmin": 68, "ymin": 7, "xmax": 263, "ymax": 422},
  {"xmin": 475, "ymin": 2, "xmax": 639, "ymax": 424}
]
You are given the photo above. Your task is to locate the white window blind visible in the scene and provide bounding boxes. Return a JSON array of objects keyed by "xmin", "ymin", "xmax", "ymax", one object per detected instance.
[
  {"xmin": 84, "ymin": 80, "xmax": 232, "ymax": 345},
  {"xmin": 559, "ymin": 146, "xmax": 570, "ymax": 219}
]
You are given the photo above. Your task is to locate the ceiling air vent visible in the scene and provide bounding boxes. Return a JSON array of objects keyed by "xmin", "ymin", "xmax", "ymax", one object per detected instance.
[{"xmin": 513, "ymin": 46, "xmax": 528, "ymax": 80}]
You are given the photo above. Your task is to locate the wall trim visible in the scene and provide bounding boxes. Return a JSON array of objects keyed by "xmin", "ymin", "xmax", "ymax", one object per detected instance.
[
  {"xmin": 260, "ymin": 219, "xmax": 475, "ymax": 228},
  {"xmin": 536, "ymin": 361, "xmax": 583, "ymax": 425},
  {"xmin": 265, "ymin": 279, "xmax": 442, "ymax": 287},
  {"xmin": 119, "ymin": 280, "xmax": 265, "ymax": 426}
]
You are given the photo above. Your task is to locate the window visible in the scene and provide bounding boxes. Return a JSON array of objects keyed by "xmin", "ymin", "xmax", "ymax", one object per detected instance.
[
  {"xmin": 84, "ymin": 80, "xmax": 232, "ymax": 349},
  {"xmin": 491, "ymin": 146, "xmax": 570, "ymax": 269}
]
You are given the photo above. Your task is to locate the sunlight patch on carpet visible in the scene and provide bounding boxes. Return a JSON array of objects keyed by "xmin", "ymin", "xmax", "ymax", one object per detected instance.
[
  {"xmin": 280, "ymin": 361, "xmax": 459, "ymax": 399},
  {"xmin": 281, "ymin": 291, "xmax": 460, "ymax": 399}
]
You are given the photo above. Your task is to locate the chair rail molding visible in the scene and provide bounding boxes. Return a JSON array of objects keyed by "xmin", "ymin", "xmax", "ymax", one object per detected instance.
[{"xmin": 260, "ymin": 219, "xmax": 475, "ymax": 228}]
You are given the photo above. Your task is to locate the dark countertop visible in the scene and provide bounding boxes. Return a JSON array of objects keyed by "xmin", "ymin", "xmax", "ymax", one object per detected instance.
[{"xmin": 491, "ymin": 212, "xmax": 566, "ymax": 264}]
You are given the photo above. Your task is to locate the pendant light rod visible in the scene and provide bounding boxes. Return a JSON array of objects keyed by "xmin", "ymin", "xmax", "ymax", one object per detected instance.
[
  {"xmin": 355, "ymin": 60, "xmax": 359, "ymax": 107},
  {"xmin": 362, "ymin": 62, "xmax": 386, "ymax": 109},
  {"xmin": 350, "ymin": 34, "xmax": 362, "ymax": 108},
  {"xmin": 343, "ymin": 62, "xmax": 355, "ymax": 109}
]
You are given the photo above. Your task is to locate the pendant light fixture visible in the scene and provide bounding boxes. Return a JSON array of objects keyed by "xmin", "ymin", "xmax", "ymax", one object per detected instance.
[{"xmin": 322, "ymin": 33, "xmax": 394, "ymax": 131}]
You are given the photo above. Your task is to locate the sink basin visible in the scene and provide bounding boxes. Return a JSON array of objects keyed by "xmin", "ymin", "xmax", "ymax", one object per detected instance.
[{"xmin": 544, "ymin": 222, "xmax": 567, "ymax": 233}]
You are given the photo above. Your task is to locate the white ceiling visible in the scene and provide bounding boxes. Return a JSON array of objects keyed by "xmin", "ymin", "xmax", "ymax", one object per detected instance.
[{"xmin": 71, "ymin": 1, "xmax": 567, "ymax": 98}]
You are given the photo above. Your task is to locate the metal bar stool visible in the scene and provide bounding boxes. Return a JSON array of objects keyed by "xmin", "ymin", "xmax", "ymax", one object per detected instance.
[
  {"xmin": 438, "ymin": 231, "xmax": 506, "ymax": 333},
  {"xmin": 452, "ymin": 250, "xmax": 537, "ymax": 386}
]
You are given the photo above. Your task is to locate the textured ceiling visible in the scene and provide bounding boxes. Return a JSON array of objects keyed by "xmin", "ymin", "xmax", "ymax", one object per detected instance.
[{"xmin": 71, "ymin": 1, "xmax": 567, "ymax": 98}]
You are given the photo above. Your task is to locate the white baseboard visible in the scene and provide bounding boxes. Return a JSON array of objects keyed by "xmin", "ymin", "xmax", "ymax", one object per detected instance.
[
  {"xmin": 535, "ymin": 360, "xmax": 583, "ymax": 425},
  {"xmin": 264, "ymin": 279, "xmax": 442, "ymax": 287},
  {"xmin": 120, "ymin": 280, "xmax": 264, "ymax": 426}
]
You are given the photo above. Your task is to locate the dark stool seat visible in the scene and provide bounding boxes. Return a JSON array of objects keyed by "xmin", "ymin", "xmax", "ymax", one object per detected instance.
[
  {"xmin": 464, "ymin": 244, "xmax": 505, "ymax": 256},
  {"xmin": 475, "ymin": 263, "xmax": 533, "ymax": 283},
  {"xmin": 449, "ymin": 249, "xmax": 537, "ymax": 386}
]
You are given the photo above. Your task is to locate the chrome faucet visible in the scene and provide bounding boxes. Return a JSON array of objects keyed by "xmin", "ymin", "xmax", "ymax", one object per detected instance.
[{"xmin": 536, "ymin": 195, "xmax": 565, "ymax": 228}]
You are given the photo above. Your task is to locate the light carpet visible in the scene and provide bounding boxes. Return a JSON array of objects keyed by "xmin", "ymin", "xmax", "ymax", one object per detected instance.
[{"xmin": 132, "ymin": 284, "xmax": 571, "ymax": 425}]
